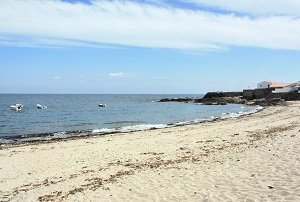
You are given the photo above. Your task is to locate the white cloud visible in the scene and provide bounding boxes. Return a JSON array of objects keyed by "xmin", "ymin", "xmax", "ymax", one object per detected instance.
[
  {"xmin": 0, "ymin": 0, "xmax": 300, "ymax": 50},
  {"xmin": 184, "ymin": 0, "xmax": 300, "ymax": 16},
  {"xmin": 109, "ymin": 72, "xmax": 125, "ymax": 77},
  {"xmin": 52, "ymin": 76, "xmax": 62, "ymax": 80},
  {"xmin": 109, "ymin": 72, "xmax": 137, "ymax": 78}
]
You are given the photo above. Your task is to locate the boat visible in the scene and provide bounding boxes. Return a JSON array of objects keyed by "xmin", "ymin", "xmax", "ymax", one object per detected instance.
[
  {"xmin": 37, "ymin": 104, "xmax": 47, "ymax": 109},
  {"xmin": 98, "ymin": 104, "xmax": 107, "ymax": 107},
  {"xmin": 11, "ymin": 104, "xmax": 23, "ymax": 111}
]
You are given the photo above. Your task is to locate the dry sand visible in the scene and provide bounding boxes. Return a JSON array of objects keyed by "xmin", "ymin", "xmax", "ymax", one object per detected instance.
[{"xmin": 0, "ymin": 102, "xmax": 300, "ymax": 202}]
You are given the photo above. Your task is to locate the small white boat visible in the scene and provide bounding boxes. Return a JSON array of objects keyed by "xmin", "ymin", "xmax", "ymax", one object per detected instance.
[
  {"xmin": 11, "ymin": 104, "xmax": 23, "ymax": 111},
  {"xmin": 37, "ymin": 104, "xmax": 47, "ymax": 109},
  {"xmin": 98, "ymin": 104, "xmax": 107, "ymax": 107}
]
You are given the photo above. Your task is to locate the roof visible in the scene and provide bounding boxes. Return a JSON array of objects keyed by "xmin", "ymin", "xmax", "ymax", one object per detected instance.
[
  {"xmin": 266, "ymin": 81, "xmax": 291, "ymax": 88},
  {"xmin": 288, "ymin": 81, "xmax": 300, "ymax": 87}
]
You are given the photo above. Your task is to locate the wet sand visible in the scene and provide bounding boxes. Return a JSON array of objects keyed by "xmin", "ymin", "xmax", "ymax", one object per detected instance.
[{"xmin": 0, "ymin": 102, "xmax": 300, "ymax": 201}]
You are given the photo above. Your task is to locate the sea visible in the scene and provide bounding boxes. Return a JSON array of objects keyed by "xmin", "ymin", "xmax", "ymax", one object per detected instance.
[{"xmin": 0, "ymin": 94, "xmax": 261, "ymax": 144}]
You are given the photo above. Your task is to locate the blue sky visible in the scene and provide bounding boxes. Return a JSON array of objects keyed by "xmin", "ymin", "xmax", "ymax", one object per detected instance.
[{"xmin": 0, "ymin": 0, "xmax": 300, "ymax": 94}]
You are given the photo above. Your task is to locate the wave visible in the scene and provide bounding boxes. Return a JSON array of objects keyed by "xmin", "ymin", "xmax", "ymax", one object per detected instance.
[
  {"xmin": 92, "ymin": 124, "xmax": 168, "ymax": 134},
  {"xmin": 103, "ymin": 121, "xmax": 143, "ymax": 125},
  {"xmin": 0, "ymin": 105, "xmax": 263, "ymax": 144}
]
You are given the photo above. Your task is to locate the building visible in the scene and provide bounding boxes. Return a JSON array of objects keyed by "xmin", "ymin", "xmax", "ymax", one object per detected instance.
[
  {"xmin": 273, "ymin": 81, "xmax": 300, "ymax": 93},
  {"xmin": 243, "ymin": 80, "xmax": 300, "ymax": 100},
  {"xmin": 257, "ymin": 81, "xmax": 290, "ymax": 89}
]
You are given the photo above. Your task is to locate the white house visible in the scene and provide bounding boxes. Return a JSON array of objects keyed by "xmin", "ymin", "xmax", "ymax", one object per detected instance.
[
  {"xmin": 273, "ymin": 82, "xmax": 300, "ymax": 93},
  {"xmin": 257, "ymin": 81, "xmax": 290, "ymax": 89}
]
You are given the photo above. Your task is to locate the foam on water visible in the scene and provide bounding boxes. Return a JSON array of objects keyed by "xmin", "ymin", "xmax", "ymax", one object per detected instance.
[
  {"xmin": 92, "ymin": 128, "xmax": 116, "ymax": 133},
  {"xmin": 92, "ymin": 124, "xmax": 169, "ymax": 134}
]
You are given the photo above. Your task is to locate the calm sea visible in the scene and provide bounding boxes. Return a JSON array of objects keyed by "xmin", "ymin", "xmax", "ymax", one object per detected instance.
[{"xmin": 0, "ymin": 94, "xmax": 259, "ymax": 143}]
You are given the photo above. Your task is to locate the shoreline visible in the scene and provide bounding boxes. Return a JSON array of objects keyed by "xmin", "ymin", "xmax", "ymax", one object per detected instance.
[
  {"xmin": 0, "ymin": 102, "xmax": 299, "ymax": 201},
  {"xmin": 0, "ymin": 104, "xmax": 263, "ymax": 148}
]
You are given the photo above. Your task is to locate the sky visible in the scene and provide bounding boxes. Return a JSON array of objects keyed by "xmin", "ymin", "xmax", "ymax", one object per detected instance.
[{"xmin": 0, "ymin": 0, "xmax": 300, "ymax": 94}]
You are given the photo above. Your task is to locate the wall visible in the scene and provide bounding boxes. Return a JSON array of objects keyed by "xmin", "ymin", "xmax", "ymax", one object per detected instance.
[
  {"xmin": 273, "ymin": 86, "xmax": 299, "ymax": 93},
  {"xmin": 273, "ymin": 86, "xmax": 291, "ymax": 93},
  {"xmin": 243, "ymin": 90, "xmax": 254, "ymax": 99},
  {"xmin": 267, "ymin": 92, "xmax": 300, "ymax": 101},
  {"xmin": 243, "ymin": 88, "xmax": 273, "ymax": 99}
]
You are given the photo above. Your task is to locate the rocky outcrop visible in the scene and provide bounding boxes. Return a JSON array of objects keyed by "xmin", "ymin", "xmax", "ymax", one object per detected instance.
[
  {"xmin": 159, "ymin": 96, "xmax": 248, "ymax": 105},
  {"xmin": 158, "ymin": 97, "xmax": 194, "ymax": 103},
  {"xmin": 203, "ymin": 92, "xmax": 243, "ymax": 99},
  {"xmin": 252, "ymin": 98, "xmax": 287, "ymax": 106},
  {"xmin": 194, "ymin": 96, "xmax": 246, "ymax": 105},
  {"xmin": 158, "ymin": 91, "xmax": 296, "ymax": 106}
]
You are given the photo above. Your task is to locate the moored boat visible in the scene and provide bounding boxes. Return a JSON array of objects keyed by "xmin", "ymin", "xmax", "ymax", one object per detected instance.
[
  {"xmin": 11, "ymin": 104, "xmax": 23, "ymax": 111},
  {"xmin": 37, "ymin": 104, "xmax": 47, "ymax": 109}
]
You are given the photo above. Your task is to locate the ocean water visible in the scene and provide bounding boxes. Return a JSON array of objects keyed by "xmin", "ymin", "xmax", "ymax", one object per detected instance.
[{"xmin": 0, "ymin": 94, "xmax": 260, "ymax": 143}]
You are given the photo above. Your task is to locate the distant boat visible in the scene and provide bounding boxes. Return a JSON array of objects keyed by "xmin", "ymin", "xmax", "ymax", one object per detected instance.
[
  {"xmin": 98, "ymin": 104, "xmax": 107, "ymax": 107},
  {"xmin": 11, "ymin": 104, "xmax": 23, "ymax": 111},
  {"xmin": 37, "ymin": 104, "xmax": 47, "ymax": 109}
]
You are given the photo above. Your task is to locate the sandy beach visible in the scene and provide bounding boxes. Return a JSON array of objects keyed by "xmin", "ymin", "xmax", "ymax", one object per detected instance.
[{"xmin": 0, "ymin": 102, "xmax": 300, "ymax": 201}]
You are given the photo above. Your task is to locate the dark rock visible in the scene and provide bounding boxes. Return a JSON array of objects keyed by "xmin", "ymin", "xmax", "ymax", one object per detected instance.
[
  {"xmin": 195, "ymin": 96, "xmax": 247, "ymax": 105},
  {"xmin": 159, "ymin": 90, "xmax": 292, "ymax": 107},
  {"xmin": 158, "ymin": 97, "xmax": 194, "ymax": 103},
  {"xmin": 203, "ymin": 92, "xmax": 243, "ymax": 99},
  {"xmin": 253, "ymin": 98, "xmax": 287, "ymax": 106}
]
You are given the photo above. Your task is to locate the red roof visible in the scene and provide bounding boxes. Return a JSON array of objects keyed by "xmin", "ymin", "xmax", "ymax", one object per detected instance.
[{"xmin": 266, "ymin": 81, "xmax": 291, "ymax": 88}]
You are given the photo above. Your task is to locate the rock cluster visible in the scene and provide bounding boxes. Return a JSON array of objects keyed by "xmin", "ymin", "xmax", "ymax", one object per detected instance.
[
  {"xmin": 158, "ymin": 97, "xmax": 194, "ymax": 103},
  {"xmin": 251, "ymin": 98, "xmax": 287, "ymax": 106},
  {"xmin": 194, "ymin": 96, "xmax": 247, "ymax": 105},
  {"xmin": 158, "ymin": 92, "xmax": 289, "ymax": 106}
]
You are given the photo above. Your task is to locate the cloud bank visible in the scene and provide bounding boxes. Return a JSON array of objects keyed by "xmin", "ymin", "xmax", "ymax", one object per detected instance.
[
  {"xmin": 184, "ymin": 0, "xmax": 300, "ymax": 16},
  {"xmin": 0, "ymin": 0, "xmax": 300, "ymax": 50}
]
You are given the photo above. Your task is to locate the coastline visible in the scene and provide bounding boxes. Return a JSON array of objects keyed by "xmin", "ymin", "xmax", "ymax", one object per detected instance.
[
  {"xmin": 0, "ymin": 101, "xmax": 299, "ymax": 201},
  {"xmin": 0, "ymin": 104, "xmax": 262, "ymax": 146}
]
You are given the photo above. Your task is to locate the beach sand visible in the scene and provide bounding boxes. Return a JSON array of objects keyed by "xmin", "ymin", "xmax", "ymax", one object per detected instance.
[{"xmin": 0, "ymin": 102, "xmax": 300, "ymax": 201}]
